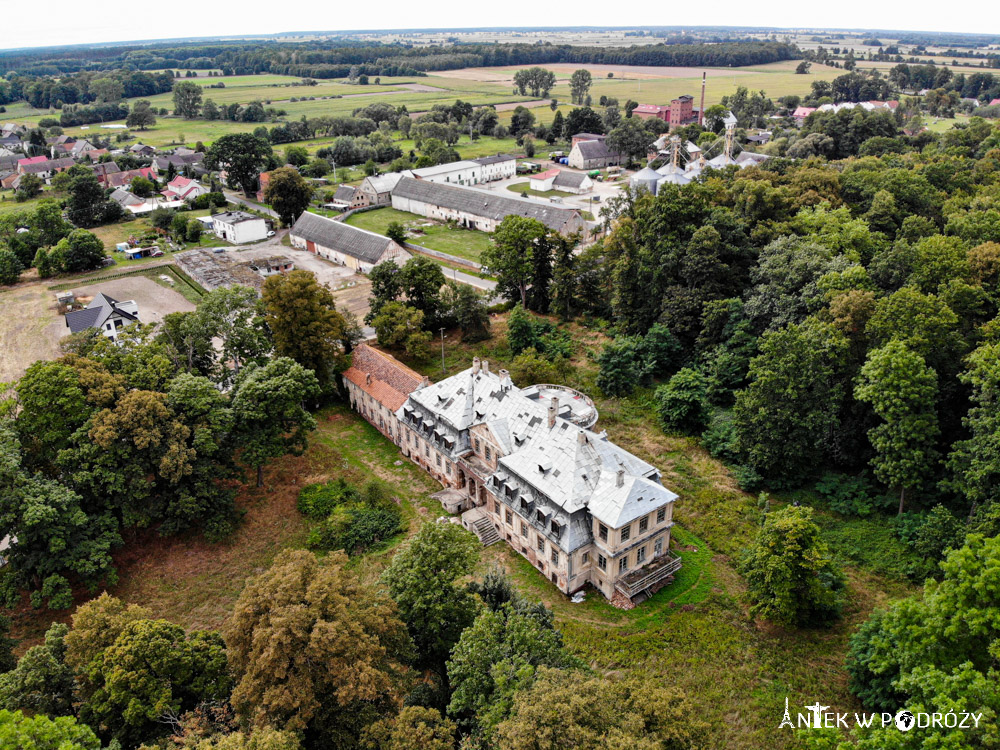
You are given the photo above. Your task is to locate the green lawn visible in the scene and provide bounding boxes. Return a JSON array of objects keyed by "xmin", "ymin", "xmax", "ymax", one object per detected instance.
[
  {"xmin": 345, "ymin": 206, "xmax": 493, "ymax": 263},
  {"xmin": 506, "ymin": 181, "xmax": 575, "ymax": 199}
]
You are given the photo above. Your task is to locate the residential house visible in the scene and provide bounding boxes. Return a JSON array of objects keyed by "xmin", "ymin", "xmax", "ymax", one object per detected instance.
[
  {"xmin": 357, "ymin": 172, "xmax": 404, "ymax": 206},
  {"xmin": 567, "ymin": 139, "xmax": 621, "ymax": 170},
  {"xmin": 162, "ymin": 175, "xmax": 209, "ymax": 202},
  {"xmin": 289, "ymin": 211, "xmax": 412, "ymax": 273},
  {"xmin": 473, "ymin": 153, "xmax": 517, "ymax": 181},
  {"xmin": 212, "ymin": 211, "xmax": 268, "ymax": 244},
  {"xmin": 89, "ymin": 162, "xmax": 121, "ymax": 186},
  {"xmin": 152, "ymin": 152, "xmax": 205, "ymax": 176},
  {"xmin": 570, "ymin": 132, "xmax": 606, "ymax": 148},
  {"xmin": 346, "ymin": 350, "xmax": 681, "ymax": 604},
  {"xmin": 65, "ymin": 293, "xmax": 139, "ymax": 342},
  {"xmin": 409, "ymin": 160, "xmax": 483, "ymax": 185},
  {"xmin": 130, "ymin": 143, "xmax": 157, "ymax": 157},
  {"xmin": 330, "ymin": 184, "xmax": 364, "ymax": 209},
  {"xmin": 391, "ymin": 176, "xmax": 589, "ymax": 237},
  {"xmin": 529, "ymin": 168, "xmax": 592, "ymax": 194},
  {"xmin": 792, "ymin": 106, "xmax": 817, "ymax": 125},
  {"xmin": 105, "ymin": 167, "xmax": 157, "ymax": 189},
  {"xmin": 18, "ymin": 156, "xmax": 75, "ymax": 182},
  {"xmin": 110, "ymin": 188, "xmax": 145, "ymax": 209}
]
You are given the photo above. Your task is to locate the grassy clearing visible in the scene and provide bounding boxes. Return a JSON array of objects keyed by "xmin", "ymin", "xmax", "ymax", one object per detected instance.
[
  {"xmin": 506, "ymin": 181, "xmax": 575, "ymax": 199},
  {"xmin": 345, "ymin": 206, "xmax": 493, "ymax": 263}
]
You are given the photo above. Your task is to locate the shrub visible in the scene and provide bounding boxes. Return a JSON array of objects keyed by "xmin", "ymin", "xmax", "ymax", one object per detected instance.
[
  {"xmin": 813, "ymin": 473, "xmax": 890, "ymax": 517},
  {"xmin": 655, "ymin": 368, "xmax": 710, "ymax": 434},
  {"xmin": 296, "ymin": 478, "xmax": 359, "ymax": 519},
  {"xmin": 308, "ymin": 505, "xmax": 402, "ymax": 554},
  {"xmin": 701, "ymin": 412, "xmax": 739, "ymax": 463}
]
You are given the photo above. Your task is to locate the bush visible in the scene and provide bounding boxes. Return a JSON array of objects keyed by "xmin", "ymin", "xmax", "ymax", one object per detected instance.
[
  {"xmin": 813, "ymin": 473, "xmax": 891, "ymax": 517},
  {"xmin": 190, "ymin": 191, "xmax": 227, "ymax": 209},
  {"xmin": 655, "ymin": 368, "xmax": 710, "ymax": 434},
  {"xmin": 296, "ymin": 478, "xmax": 359, "ymax": 519},
  {"xmin": 308, "ymin": 505, "xmax": 402, "ymax": 554},
  {"xmin": 701, "ymin": 412, "xmax": 739, "ymax": 463}
]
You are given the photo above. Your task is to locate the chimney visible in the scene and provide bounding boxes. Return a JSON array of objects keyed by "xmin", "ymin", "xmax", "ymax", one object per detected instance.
[
  {"xmin": 577, "ymin": 430, "xmax": 587, "ymax": 446},
  {"xmin": 699, "ymin": 72, "xmax": 706, "ymax": 126},
  {"xmin": 616, "ymin": 464, "xmax": 625, "ymax": 488},
  {"xmin": 547, "ymin": 397, "xmax": 558, "ymax": 428},
  {"xmin": 472, "ymin": 356, "xmax": 481, "ymax": 374},
  {"xmin": 482, "ymin": 360, "xmax": 490, "ymax": 375},
  {"xmin": 498, "ymin": 368, "xmax": 512, "ymax": 391},
  {"xmin": 365, "ymin": 373, "xmax": 372, "ymax": 385}
]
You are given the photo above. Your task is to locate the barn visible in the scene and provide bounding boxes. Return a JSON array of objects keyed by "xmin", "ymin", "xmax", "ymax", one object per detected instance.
[{"xmin": 289, "ymin": 211, "xmax": 411, "ymax": 273}]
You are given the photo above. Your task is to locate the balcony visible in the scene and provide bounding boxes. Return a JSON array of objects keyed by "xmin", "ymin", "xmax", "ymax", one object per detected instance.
[{"xmin": 614, "ymin": 551, "xmax": 682, "ymax": 599}]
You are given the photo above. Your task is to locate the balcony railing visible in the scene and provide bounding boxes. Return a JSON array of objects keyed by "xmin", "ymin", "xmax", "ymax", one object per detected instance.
[{"xmin": 614, "ymin": 551, "xmax": 682, "ymax": 598}]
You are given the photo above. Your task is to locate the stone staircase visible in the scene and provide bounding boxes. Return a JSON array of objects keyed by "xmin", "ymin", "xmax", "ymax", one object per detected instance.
[{"xmin": 471, "ymin": 516, "xmax": 501, "ymax": 546}]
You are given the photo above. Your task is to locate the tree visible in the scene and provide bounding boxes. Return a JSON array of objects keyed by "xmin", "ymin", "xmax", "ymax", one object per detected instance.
[
  {"xmin": 130, "ymin": 176, "xmax": 154, "ymax": 197},
  {"xmin": 82, "ymin": 618, "xmax": 230, "ymax": 746},
  {"xmin": 197, "ymin": 285, "xmax": 272, "ymax": 379},
  {"xmin": 564, "ymin": 107, "xmax": 604, "ymax": 137},
  {"xmin": 0, "ymin": 615, "xmax": 14, "ymax": 674},
  {"xmin": 0, "ymin": 427, "xmax": 120, "ymax": 610},
  {"xmin": 57, "ymin": 230, "xmax": 105, "ymax": 273},
  {"xmin": 732, "ymin": 321, "xmax": 848, "ymax": 485},
  {"xmin": 231, "ymin": 357, "xmax": 320, "ymax": 487},
  {"xmin": 795, "ymin": 61, "xmax": 812, "ymax": 74},
  {"xmin": 284, "ymin": 145, "xmax": 309, "ymax": 166},
  {"xmin": 89, "ymin": 77, "xmax": 123, "ymax": 103},
  {"xmin": 739, "ymin": 505, "xmax": 846, "ymax": 627},
  {"xmin": 512, "ymin": 68, "xmax": 555, "ymax": 98},
  {"xmin": 362, "ymin": 706, "xmax": 456, "ymax": 750},
  {"xmin": 172, "ymin": 81, "xmax": 203, "ymax": 118},
  {"xmin": 365, "ymin": 261, "xmax": 403, "ymax": 325},
  {"xmin": 202, "ymin": 98, "xmax": 220, "ymax": 121},
  {"xmin": 596, "ymin": 336, "xmax": 645, "ymax": 398},
  {"xmin": 372, "ymin": 302, "xmax": 432, "ymax": 360},
  {"xmin": 15, "ymin": 174, "xmax": 42, "ymax": 202},
  {"xmin": 550, "ymin": 110, "xmax": 565, "ymax": 140},
  {"xmin": 444, "ymin": 282, "xmax": 490, "ymax": 342},
  {"xmin": 0, "ymin": 623, "xmax": 76, "ymax": 717},
  {"xmin": 855, "ymin": 340, "xmax": 940, "ymax": 514},
  {"xmin": 383, "ymin": 523, "xmax": 480, "ymax": 680},
  {"xmin": 385, "ymin": 221, "xmax": 407, "ymax": 245},
  {"xmin": 261, "ymin": 270, "xmax": 349, "ymax": 388},
  {"xmin": 205, "ymin": 133, "xmax": 272, "ymax": 197},
  {"xmin": 447, "ymin": 604, "xmax": 579, "ymax": 735},
  {"xmin": 495, "ymin": 667, "xmax": 706, "ymax": 750},
  {"xmin": 0, "ymin": 250, "xmax": 23, "ymax": 286},
  {"xmin": 126, "ymin": 100, "xmax": 156, "ymax": 130},
  {"xmin": 262, "ymin": 167, "xmax": 313, "ymax": 227},
  {"xmin": 225, "ymin": 550, "xmax": 411, "ymax": 746},
  {"xmin": 397, "ymin": 256, "xmax": 446, "ymax": 327},
  {"xmin": 483, "ymin": 216, "xmax": 548, "ymax": 307},
  {"xmin": 0, "ymin": 709, "xmax": 101, "ymax": 750},
  {"xmin": 605, "ymin": 117, "xmax": 651, "ymax": 165},
  {"xmin": 66, "ymin": 169, "xmax": 121, "ymax": 228},
  {"xmin": 656, "ymin": 368, "xmax": 711, "ymax": 434},
  {"xmin": 947, "ymin": 341, "xmax": 1000, "ymax": 513},
  {"xmin": 569, "ymin": 69, "xmax": 593, "ymax": 105}
]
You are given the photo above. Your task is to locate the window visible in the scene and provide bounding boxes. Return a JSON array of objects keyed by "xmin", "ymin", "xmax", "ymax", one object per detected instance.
[
  {"xmin": 435, "ymin": 454, "xmax": 441, "ymax": 467},
  {"xmin": 506, "ymin": 509, "xmax": 513, "ymax": 524},
  {"xmin": 619, "ymin": 557, "xmax": 629, "ymax": 573},
  {"xmin": 654, "ymin": 537, "xmax": 663, "ymax": 556},
  {"xmin": 620, "ymin": 525, "xmax": 631, "ymax": 542},
  {"xmin": 424, "ymin": 444, "xmax": 429, "ymax": 458},
  {"xmin": 636, "ymin": 546, "xmax": 646, "ymax": 564},
  {"xmin": 485, "ymin": 446, "xmax": 492, "ymax": 461},
  {"xmin": 474, "ymin": 438, "xmax": 480, "ymax": 452},
  {"xmin": 492, "ymin": 500, "xmax": 498, "ymax": 514},
  {"xmin": 446, "ymin": 464, "xmax": 451, "ymax": 475},
  {"xmin": 537, "ymin": 536, "xmax": 545, "ymax": 553},
  {"xmin": 551, "ymin": 549, "xmax": 559, "ymax": 565},
  {"xmin": 521, "ymin": 522, "xmax": 528, "ymax": 537},
  {"xmin": 597, "ymin": 554, "xmax": 607, "ymax": 572},
  {"xmin": 582, "ymin": 551, "xmax": 589, "ymax": 564},
  {"xmin": 656, "ymin": 507, "xmax": 666, "ymax": 524},
  {"xmin": 639, "ymin": 516, "xmax": 648, "ymax": 534},
  {"xmin": 599, "ymin": 524, "xmax": 608, "ymax": 542}
]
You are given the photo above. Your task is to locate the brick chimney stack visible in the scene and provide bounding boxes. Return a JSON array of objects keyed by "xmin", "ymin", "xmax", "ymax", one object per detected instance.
[{"xmin": 548, "ymin": 397, "xmax": 558, "ymax": 428}]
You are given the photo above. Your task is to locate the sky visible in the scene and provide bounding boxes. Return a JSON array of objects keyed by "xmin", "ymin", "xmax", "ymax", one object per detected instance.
[{"xmin": 1, "ymin": 0, "xmax": 997, "ymax": 50}]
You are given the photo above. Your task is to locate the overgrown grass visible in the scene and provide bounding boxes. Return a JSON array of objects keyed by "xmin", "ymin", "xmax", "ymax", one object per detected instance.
[{"xmin": 345, "ymin": 206, "xmax": 493, "ymax": 263}]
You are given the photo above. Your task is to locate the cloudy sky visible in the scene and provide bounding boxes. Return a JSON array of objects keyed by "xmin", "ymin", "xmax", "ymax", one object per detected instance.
[{"xmin": 2, "ymin": 0, "xmax": 996, "ymax": 50}]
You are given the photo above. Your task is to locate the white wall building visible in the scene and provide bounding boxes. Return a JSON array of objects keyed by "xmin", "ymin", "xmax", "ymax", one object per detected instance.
[
  {"xmin": 474, "ymin": 153, "xmax": 517, "ymax": 182},
  {"xmin": 409, "ymin": 160, "xmax": 483, "ymax": 186},
  {"xmin": 212, "ymin": 211, "xmax": 269, "ymax": 244}
]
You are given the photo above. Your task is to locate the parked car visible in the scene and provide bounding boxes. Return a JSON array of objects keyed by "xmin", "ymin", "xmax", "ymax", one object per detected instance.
[
  {"xmin": 266, "ymin": 230, "xmax": 276, "ymax": 237},
  {"xmin": 213, "ymin": 247, "xmax": 225, "ymax": 254}
]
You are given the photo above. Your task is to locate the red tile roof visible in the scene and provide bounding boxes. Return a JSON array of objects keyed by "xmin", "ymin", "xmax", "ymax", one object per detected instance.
[{"xmin": 343, "ymin": 343, "xmax": 425, "ymax": 412}]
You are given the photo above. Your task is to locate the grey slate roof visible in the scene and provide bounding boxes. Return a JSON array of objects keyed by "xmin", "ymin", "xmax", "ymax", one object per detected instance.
[
  {"xmin": 110, "ymin": 188, "xmax": 143, "ymax": 207},
  {"xmin": 552, "ymin": 171, "xmax": 587, "ymax": 188},
  {"xmin": 290, "ymin": 211, "xmax": 397, "ymax": 263},
  {"xmin": 392, "ymin": 176, "xmax": 582, "ymax": 232},
  {"xmin": 362, "ymin": 172, "xmax": 403, "ymax": 194},
  {"xmin": 333, "ymin": 185, "xmax": 357, "ymax": 202},
  {"xmin": 214, "ymin": 211, "xmax": 263, "ymax": 226},
  {"xmin": 574, "ymin": 140, "xmax": 612, "ymax": 160},
  {"xmin": 399, "ymin": 366, "xmax": 677, "ymax": 542},
  {"xmin": 21, "ymin": 157, "xmax": 74, "ymax": 174},
  {"xmin": 65, "ymin": 293, "xmax": 137, "ymax": 333}
]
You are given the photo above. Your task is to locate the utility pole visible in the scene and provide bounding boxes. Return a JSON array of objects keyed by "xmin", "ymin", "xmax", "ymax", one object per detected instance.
[{"xmin": 439, "ymin": 327, "xmax": 446, "ymax": 374}]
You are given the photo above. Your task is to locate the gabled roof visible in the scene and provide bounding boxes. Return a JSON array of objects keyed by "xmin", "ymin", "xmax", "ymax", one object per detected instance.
[
  {"xmin": 290, "ymin": 211, "xmax": 398, "ymax": 263},
  {"xmin": 572, "ymin": 139, "xmax": 612, "ymax": 159},
  {"xmin": 65, "ymin": 293, "xmax": 138, "ymax": 333},
  {"xmin": 362, "ymin": 172, "xmax": 403, "ymax": 194},
  {"xmin": 391, "ymin": 176, "xmax": 583, "ymax": 232},
  {"xmin": 552, "ymin": 171, "xmax": 588, "ymax": 188},
  {"xmin": 343, "ymin": 343, "xmax": 425, "ymax": 412},
  {"xmin": 473, "ymin": 153, "xmax": 516, "ymax": 166},
  {"xmin": 21, "ymin": 157, "xmax": 74, "ymax": 174},
  {"xmin": 531, "ymin": 168, "xmax": 561, "ymax": 181},
  {"xmin": 410, "ymin": 160, "xmax": 480, "ymax": 178},
  {"xmin": 110, "ymin": 188, "xmax": 144, "ymax": 207},
  {"xmin": 333, "ymin": 185, "xmax": 357, "ymax": 202},
  {"xmin": 632, "ymin": 104, "xmax": 670, "ymax": 115}
]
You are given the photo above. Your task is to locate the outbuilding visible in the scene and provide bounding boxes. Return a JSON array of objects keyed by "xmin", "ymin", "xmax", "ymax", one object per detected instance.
[
  {"xmin": 212, "ymin": 211, "xmax": 269, "ymax": 244},
  {"xmin": 289, "ymin": 211, "xmax": 411, "ymax": 273}
]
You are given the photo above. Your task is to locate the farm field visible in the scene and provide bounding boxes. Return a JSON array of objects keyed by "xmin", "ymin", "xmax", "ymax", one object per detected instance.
[{"xmin": 345, "ymin": 206, "xmax": 493, "ymax": 263}]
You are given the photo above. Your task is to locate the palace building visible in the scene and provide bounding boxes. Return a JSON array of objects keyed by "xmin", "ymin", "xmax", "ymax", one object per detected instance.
[{"xmin": 343, "ymin": 344, "xmax": 681, "ymax": 606}]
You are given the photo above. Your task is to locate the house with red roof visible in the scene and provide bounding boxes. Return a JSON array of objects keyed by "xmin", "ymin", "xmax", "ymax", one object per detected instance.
[
  {"xmin": 17, "ymin": 155, "xmax": 47, "ymax": 168},
  {"xmin": 161, "ymin": 175, "xmax": 209, "ymax": 202},
  {"xmin": 632, "ymin": 104, "xmax": 671, "ymax": 123},
  {"xmin": 792, "ymin": 106, "xmax": 817, "ymax": 125}
]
